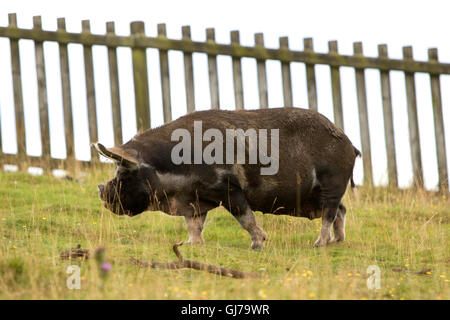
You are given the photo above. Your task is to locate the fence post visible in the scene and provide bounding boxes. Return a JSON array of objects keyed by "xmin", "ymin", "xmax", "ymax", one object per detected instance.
[
  {"xmin": 304, "ymin": 38, "xmax": 318, "ymax": 112},
  {"xmin": 328, "ymin": 40, "xmax": 344, "ymax": 130},
  {"xmin": 231, "ymin": 31, "xmax": 244, "ymax": 110},
  {"xmin": 182, "ymin": 26, "xmax": 195, "ymax": 113},
  {"xmin": 428, "ymin": 48, "xmax": 448, "ymax": 192},
  {"xmin": 130, "ymin": 21, "xmax": 150, "ymax": 131},
  {"xmin": 158, "ymin": 24, "xmax": 172, "ymax": 123},
  {"xmin": 378, "ymin": 44, "xmax": 398, "ymax": 188},
  {"xmin": 33, "ymin": 16, "xmax": 51, "ymax": 171},
  {"xmin": 9, "ymin": 13, "xmax": 26, "ymax": 170},
  {"xmin": 206, "ymin": 28, "xmax": 220, "ymax": 109},
  {"xmin": 57, "ymin": 18, "xmax": 76, "ymax": 167},
  {"xmin": 254, "ymin": 33, "xmax": 268, "ymax": 109},
  {"xmin": 354, "ymin": 42, "xmax": 373, "ymax": 186},
  {"xmin": 403, "ymin": 46, "xmax": 423, "ymax": 188},
  {"xmin": 106, "ymin": 21, "xmax": 123, "ymax": 146},
  {"xmin": 82, "ymin": 20, "xmax": 99, "ymax": 163},
  {"xmin": 280, "ymin": 37, "xmax": 293, "ymax": 107}
]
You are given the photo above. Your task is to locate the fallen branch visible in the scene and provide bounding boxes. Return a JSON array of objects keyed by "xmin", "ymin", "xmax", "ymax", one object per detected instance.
[
  {"xmin": 130, "ymin": 241, "xmax": 262, "ymax": 279},
  {"xmin": 60, "ymin": 244, "xmax": 89, "ymax": 260},
  {"xmin": 392, "ymin": 267, "xmax": 432, "ymax": 275}
]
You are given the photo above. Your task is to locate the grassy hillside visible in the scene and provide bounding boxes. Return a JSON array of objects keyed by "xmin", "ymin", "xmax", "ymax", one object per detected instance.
[{"xmin": 0, "ymin": 169, "xmax": 448, "ymax": 299}]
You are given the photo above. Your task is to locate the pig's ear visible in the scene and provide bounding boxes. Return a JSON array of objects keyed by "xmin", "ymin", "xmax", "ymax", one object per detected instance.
[{"xmin": 91, "ymin": 142, "xmax": 139, "ymax": 168}]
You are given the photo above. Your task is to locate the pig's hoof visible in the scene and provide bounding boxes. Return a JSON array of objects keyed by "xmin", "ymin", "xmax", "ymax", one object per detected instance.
[
  {"xmin": 313, "ymin": 237, "xmax": 330, "ymax": 248},
  {"xmin": 251, "ymin": 241, "xmax": 264, "ymax": 250},
  {"xmin": 250, "ymin": 229, "xmax": 266, "ymax": 250},
  {"xmin": 186, "ymin": 238, "xmax": 204, "ymax": 245},
  {"xmin": 313, "ymin": 240, "xmax": 322, "ymax": 248},
  {"xmin": 329, "ymin": 237, "xmax": 344, "ymax": 244}
]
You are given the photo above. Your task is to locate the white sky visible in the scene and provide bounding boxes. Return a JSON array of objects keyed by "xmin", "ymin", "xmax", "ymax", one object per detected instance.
[{"xmin": 0, "ymin": 0, "xmax": 449, "ymax": 189}]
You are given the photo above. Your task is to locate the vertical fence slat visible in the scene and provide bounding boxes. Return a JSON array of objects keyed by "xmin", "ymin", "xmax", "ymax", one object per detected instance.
[
  {"xmin": 130, "ymin": 21, "xmax": 150, "ymax": 131},
  {"xmin": 403, "ymin": 46, "xmax": 423, "ymax": 188},
  {"xmin": 57, "ymin": 18, "xmax": 75, "ymax": 163},
  {"xmin": 182, "ymin": 26, "xmax": 195, "ymax": 113},
  {"xmin": 106, "ymin": 22, "xmax": 123, "ymax": 146},
  {"xmin": 328, "ymin": 41, "xmax": 344, "ymax": 129},
  {"xmin": 428, "ymin": 48, "xmax": 448, "ymax": 191},
  {"xmin": 206, "ymin": 28, "xmax": 220, "ymax": 109},
  {"xmin": 9, "ymin": 14, "xmax": 26, "ymax": 168},
  {"xmin": 353, "ymin": 42, "xmax": 373, "ymax": 186},
  {"xmin": 231, "ymin": 31, "xmax": 244, "ymax": 110},
  {"xmin": 33, "ymin": 16, "xmax": 51, "ymax": 168},
  {"xmin": 304, "ymin": 38, "xmax": 318, "ymax": 112},
  {"xmin": 280, "ymin": 37, "xmax": 293, "ymax": 107},
  {"xmin": 82, "ymin": 20, "xmax": 99, "ymax": 163},
  {"xmin": 378, "ymin": 44, "xmax": 398, "ymax": 187},
  {"xmin": 158, "ymin": 24, "xmax": 172, "ymax": 123},
  {"xmin": 254, "ymin": 33, "xmax": 268, "ymax": 109}
]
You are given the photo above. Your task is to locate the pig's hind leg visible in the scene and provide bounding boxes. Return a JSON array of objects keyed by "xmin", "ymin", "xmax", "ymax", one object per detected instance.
[{"xmin": 223, "ymin": 189, "xmax": 267, "ymax": 250}]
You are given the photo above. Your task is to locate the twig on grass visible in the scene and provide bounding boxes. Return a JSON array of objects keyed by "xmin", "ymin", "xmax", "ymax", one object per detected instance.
[
  {"xmin": 130, "ymin": 241, "xmax": 262, "ymax": 279},
  {"xmin": 60, "ymin": 244, "xmax": 89, "ymax": 260},
  {"xmin": 392, "ymin": 267, "xmax": 432, "ymax": 275}
]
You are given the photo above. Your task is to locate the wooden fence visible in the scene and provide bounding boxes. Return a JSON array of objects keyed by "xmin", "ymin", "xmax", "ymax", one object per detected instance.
[{"xmin": 0, "ymin": 13, "xmax": 448, "ymax": 191}]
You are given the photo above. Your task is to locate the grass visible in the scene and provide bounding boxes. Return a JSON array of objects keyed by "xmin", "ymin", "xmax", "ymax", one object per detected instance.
[{"xmin": 0, "ymin": 168, "xmax": 448, "ymax": 300}]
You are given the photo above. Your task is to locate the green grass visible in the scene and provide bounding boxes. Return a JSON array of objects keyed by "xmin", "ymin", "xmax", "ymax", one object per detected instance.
[{"xmin": 0, "ymin": 169, "xmax": 448, "ymax": 300}]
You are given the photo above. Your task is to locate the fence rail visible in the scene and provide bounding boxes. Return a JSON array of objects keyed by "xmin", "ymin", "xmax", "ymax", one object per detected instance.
[{"xmin": 0, "ymin": 13, "xmax": 448, "ymax": 191}]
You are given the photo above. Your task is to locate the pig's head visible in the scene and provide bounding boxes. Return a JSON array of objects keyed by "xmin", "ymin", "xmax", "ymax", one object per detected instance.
[{"xmin": 93, "ymin": 143, "xmax": 152, "ymax": 217}]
